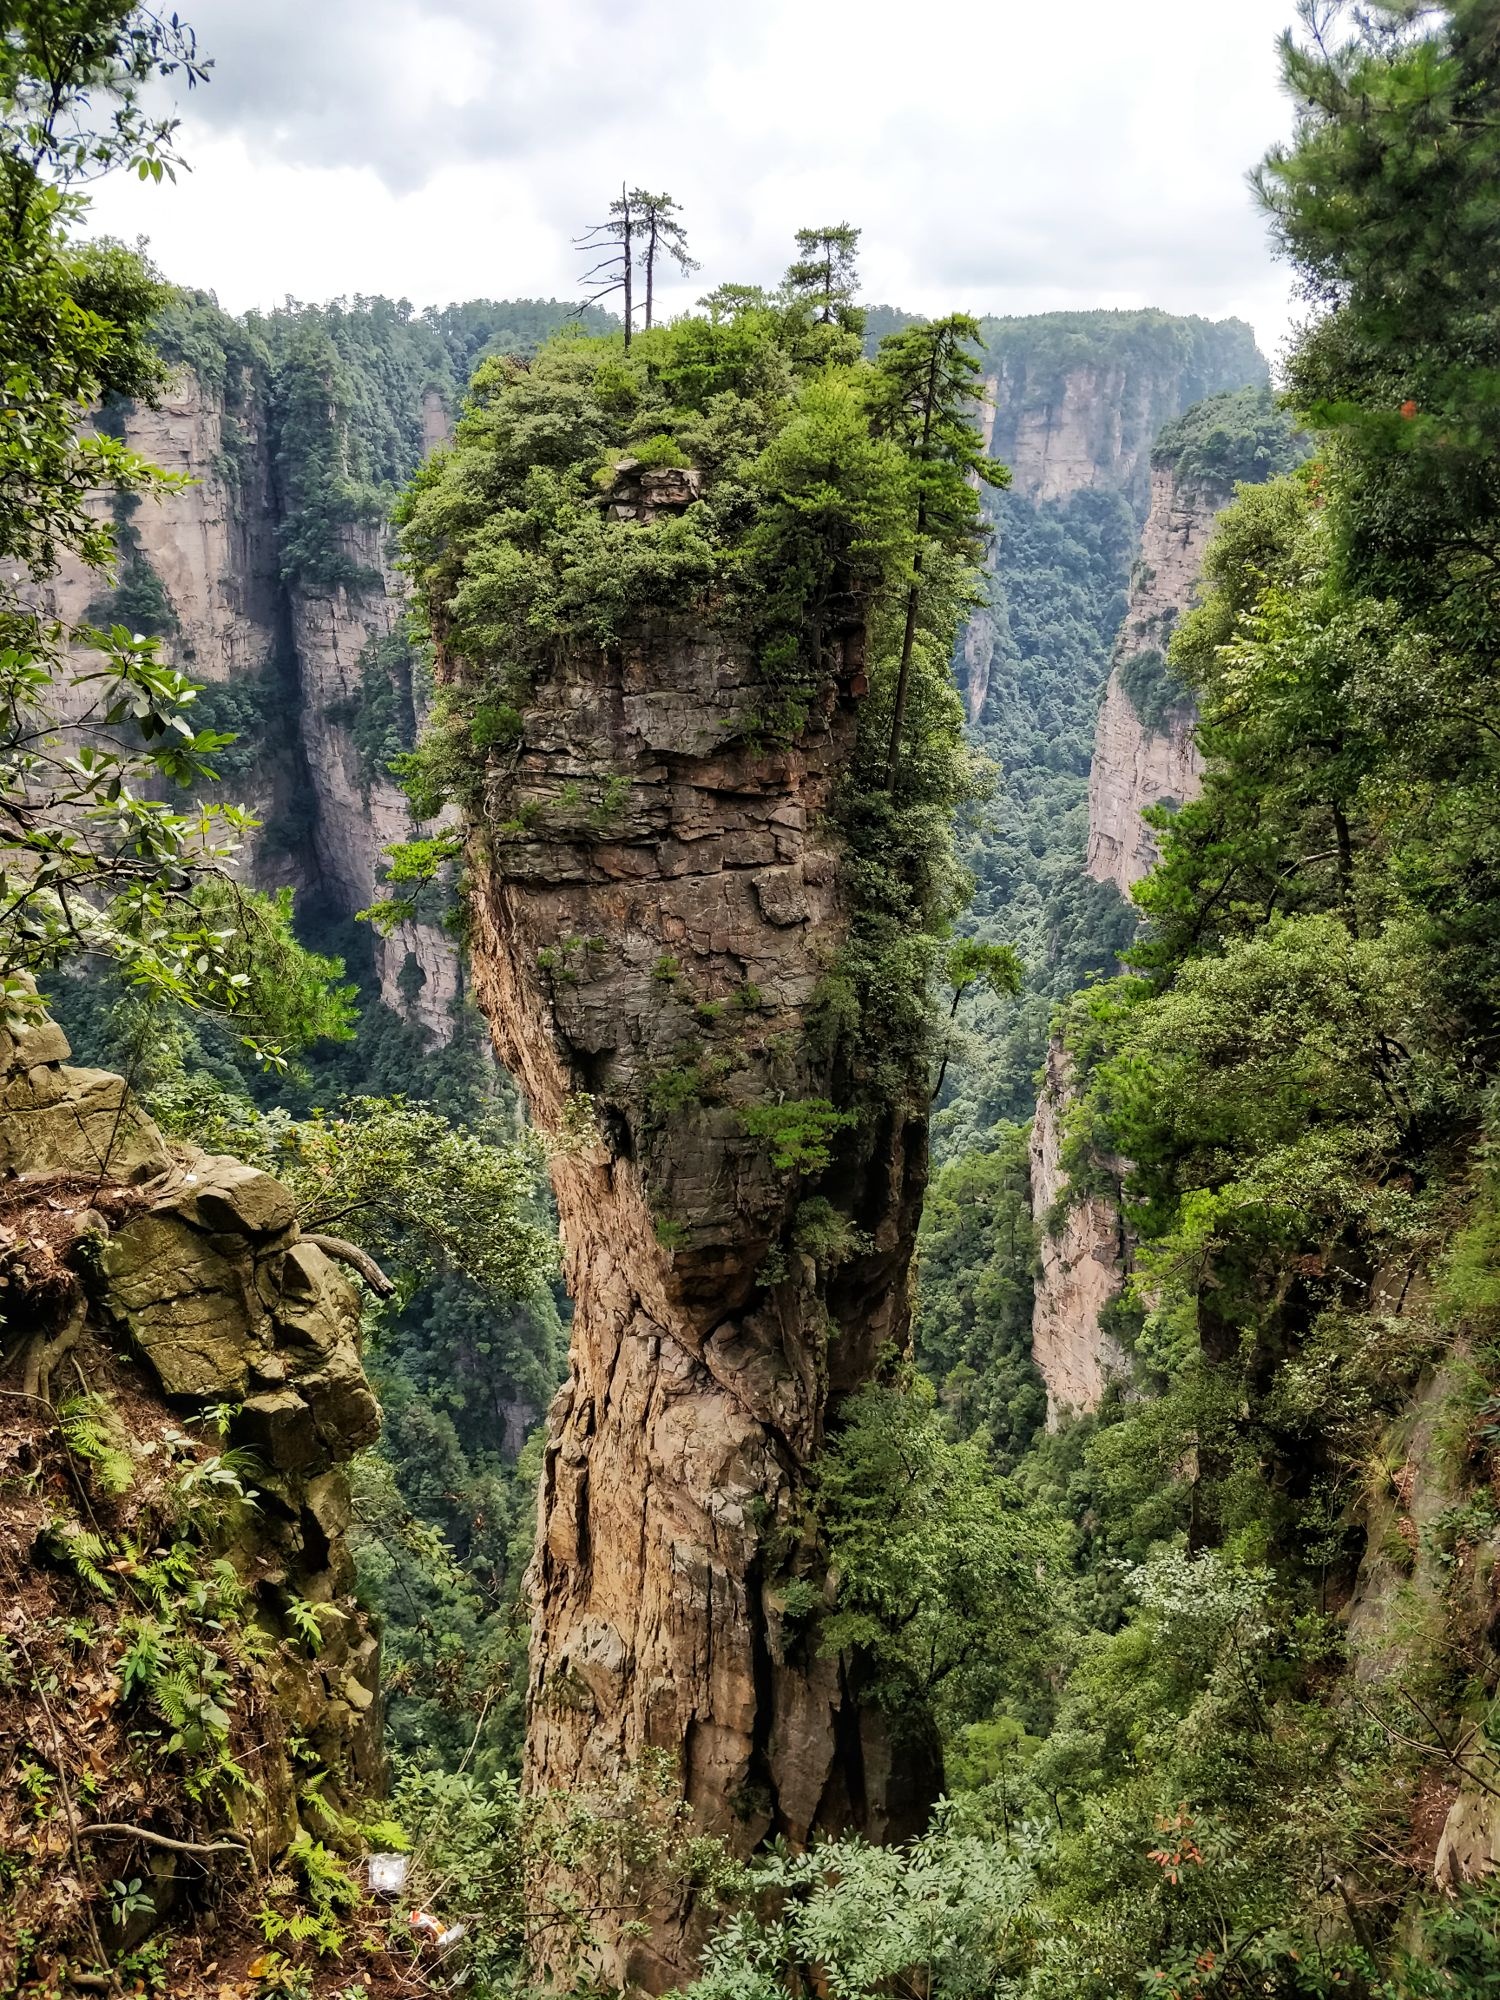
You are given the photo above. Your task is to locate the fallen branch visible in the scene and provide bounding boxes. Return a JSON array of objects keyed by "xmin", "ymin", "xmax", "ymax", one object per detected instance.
[
  {"xmin": 302, "ymin": 1233, "xmax": 396, "ymax": 1298},
  {"xmin": 81, "ymin": 1822, "xmax": 251, "ymax": 1857}
]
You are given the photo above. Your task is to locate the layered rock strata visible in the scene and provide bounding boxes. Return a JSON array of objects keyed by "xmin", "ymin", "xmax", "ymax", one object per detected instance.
[{"xmin": 460, "ymin": 606, "xmax": 932, "ymax": 1988}]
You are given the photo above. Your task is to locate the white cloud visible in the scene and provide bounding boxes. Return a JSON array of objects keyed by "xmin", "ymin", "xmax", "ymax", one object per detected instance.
[{"xmin": 84, "ymin": 0, "xmax": 1302, "ymax": 360}]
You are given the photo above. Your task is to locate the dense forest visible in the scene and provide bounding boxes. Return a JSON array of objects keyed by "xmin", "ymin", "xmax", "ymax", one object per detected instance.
[{"xmin": 6, "ymin": 3, "xmax": 1500, "ymax": 1998}]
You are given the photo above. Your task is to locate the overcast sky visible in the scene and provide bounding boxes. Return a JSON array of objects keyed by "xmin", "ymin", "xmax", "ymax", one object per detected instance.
[{"xmin": 86, "ymin": 0, "xmax": 1308, "ymax": 367}]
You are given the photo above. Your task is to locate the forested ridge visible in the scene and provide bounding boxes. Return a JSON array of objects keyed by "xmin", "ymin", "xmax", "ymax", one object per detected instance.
[{"xmin": 6, "ymin": 2, "xmax": 1500, "ymax": 1997}]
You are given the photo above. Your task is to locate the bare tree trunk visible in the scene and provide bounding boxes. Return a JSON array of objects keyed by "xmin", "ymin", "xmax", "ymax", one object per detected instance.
[
  {"xmin": 885, "ymin": 342, "xmax": 941, "ymax": 791},
  {"xmin": 621, "ymin": 185, "xmax": 634, "ymax": 350},
  {"xmin": 885, "ymin": 538, "xmax": 924, "ymax": 791}
]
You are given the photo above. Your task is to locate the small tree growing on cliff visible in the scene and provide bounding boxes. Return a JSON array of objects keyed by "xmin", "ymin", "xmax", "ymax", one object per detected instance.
[
  {"xmin": 786, "ymin": 223, "xmax": 863, "ymax": 329},
  {"xmin": 931, "ymin": 938, "xmax": 1023, "ymax": 1101},
  {"xmin": 630, "ymin": 189, "xmax": 698, "ymax": 329},
  {"xmin": 869, "ymin": 314, "xmax": 1009, "ymax": 791}
]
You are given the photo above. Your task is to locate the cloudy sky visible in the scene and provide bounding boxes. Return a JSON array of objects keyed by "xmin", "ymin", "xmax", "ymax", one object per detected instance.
[{"xmin": 87, "ymin": 0, "xmax": 1308, "ymax": 366}]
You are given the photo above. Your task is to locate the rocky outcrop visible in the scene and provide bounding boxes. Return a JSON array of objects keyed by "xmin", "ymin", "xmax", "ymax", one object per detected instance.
[
  {"xmin": 1083, "ymin": 464, "xmax": 1220, "ymax": 898},
  {"xmin": 1028, "ymin": 1037, "xmax": 1127, "ymax": 1423},
  {"xmin": 956, "ymin": 317, "xmax": 1266, "ymax": 739},
  {"xmin": 459, "ymin": 608, "xmax": 932, "ymax": 1988},
  {"xmin": 0, "ymin": 1011, "xmax": 384, "ymax": 1971},
  {"xmin": 1026, "ymin": 466, "xmax": 1221, "ymax": 1422}
]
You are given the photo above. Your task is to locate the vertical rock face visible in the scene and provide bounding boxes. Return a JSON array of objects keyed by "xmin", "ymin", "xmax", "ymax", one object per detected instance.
[
  {"xmin": 460, "ymin": 611, "xmax": 932, "ymax": 1990},
  {"xmin": 45, "ymin": 367, "xmax": 281, "ymax": 686},
  {"xmin": 1027, "ymin": 466, "xmax": 1223, "ymax": 1422},
  {"xmin": 1028, "ymin": 1037, "xmax": 1127, "ymax": 1424},
  {"xmin": 956, "ymin": 316, "xmax": 1267, "ymax": 735},
  {"xmin": 980, "ymin": 314, "xmax": 1266, "ymax": 516},
  {"xmin": 48, "ymin": 365, "xmax": 462, "ymax": 1038},
  {"xmin": 1083, "ymin": 464, "xmax": 1221, "ymax": 898},
  {"xmin": 283, "ymin": 522, "xmax": 463, "ymax": 1039}
]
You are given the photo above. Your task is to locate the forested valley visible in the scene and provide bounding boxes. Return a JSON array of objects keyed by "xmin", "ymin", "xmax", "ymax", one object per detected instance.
[{"xmin": 5, "ymin": 4, "xmax": 1500, "ymax": 1998}]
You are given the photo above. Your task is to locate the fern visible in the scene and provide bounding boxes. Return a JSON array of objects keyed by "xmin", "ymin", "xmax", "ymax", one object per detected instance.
[
  {"xmin": 135, "ymin": 1542, "xmax": 196, "ymax": 1611},
  {"xmin": 57, "ymin": 1524, "xmax": 114, "ymax": 1597},
  {"xmin": 149, "ymin": 1666, "xmax": 197, "ymax": 1731},
  {"xmin": 285, "ymin": 1596, "xmax": 325, "ymax": 1655},
  {"xmin": 59, "ymin": 1394, "xmax": 134, "ymax": 1497}
]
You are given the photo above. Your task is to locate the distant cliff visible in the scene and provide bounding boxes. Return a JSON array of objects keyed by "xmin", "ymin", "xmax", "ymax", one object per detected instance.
[
  {"xmin": 934, "ymin": 315, "xmax": 1269, "ymax": 1153},
  {"xmin": 1086, "ymin": 386, "xmax": 1306, "ymax": 899},
  {"xmin": 977, "ymin": 309, "xmax": 1267, "ymax": 514},
  {"xmin": 1028, "ymin": 387, "xmax": 1306, "ymax": 1423},
  {"xmin": 45, "ymin": 295, "xmax": 612, "ymax": 1041}
]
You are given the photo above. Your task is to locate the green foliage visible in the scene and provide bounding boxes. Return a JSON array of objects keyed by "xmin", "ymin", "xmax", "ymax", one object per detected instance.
[
  {"xmin": 785, "ymin": 222, "xmax": 865, "ymax": 333},
  {"xmin": 874, "ymin": 15, "xmax": 1500, "ymax": 1992},
  {"xmin": 689, "ymin": 1805, "xmax": 1035, "ymax": 2000},
  {"xmin": 740, "ymin": 1097, "xmax": 856, "ymax": 1175},
  {"xmin": 914, "ymin": 1125, "xmax": 1044, "ymax": 1468},
  {"xmin": 1150, "ymin": 384, "xmax": 1306, "ymax": 495},
  {"xmin": 1115, "ymin": 644, "xmax": 1191, "ymax": 733},
  {"xmin": 816, "ymin": 1378, "xmax": 1052, "ymax": 1731}
]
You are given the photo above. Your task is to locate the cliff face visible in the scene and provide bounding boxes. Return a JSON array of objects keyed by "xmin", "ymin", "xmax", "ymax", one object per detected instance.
[
  {"xmin": 283, "ymin": 513, "xmax": 463, "ymax": 1040},
  {"xmin": 977, "ymin": 312, "xmax": 1267, "ymax": 517},
  {"xmin": 1025, "ymin": 466, "xmax": 1223, "ymax": 1422},
  {"xmin": 0, "ymin": 1011, "xmax": 383, "ymax": 1980},
  {"xmin": 460, "ymin": 607, "xmax": 931, "ymax": 1989},
  {"xmin": 1026, "ymin": 390, "xmax": 1306, "ymax": 1421},
  {"xmin": 1082, "ymin": 463, "xmax": 1219, "ymax": 898},
  {"xmin": 51, "ymin": 362, "xmax": 460, "ymax": 1039},
  {"xmin": 1027, "ymin": 1038, "xmax": 1127, "ymax": 1423}
]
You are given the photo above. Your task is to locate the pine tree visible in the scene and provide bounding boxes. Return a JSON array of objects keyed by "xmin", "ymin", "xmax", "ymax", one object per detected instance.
[
  {"xmin": 869, "ymin": 314, "xmax": 1008, "ymax": 789},
  {"xmin": 785, "ymin": 223, "xmax": 863, "ymax": 330},
  {"xmin": 629, "ymin": 190, "xmax": 698, "ymax": 329}
]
